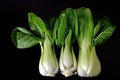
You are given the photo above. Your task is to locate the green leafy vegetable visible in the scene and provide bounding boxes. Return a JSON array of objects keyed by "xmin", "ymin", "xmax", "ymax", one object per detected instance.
[
  {"xmin": 55, "ymin": 8, "xmax": 78, "ymax": 77},
  {"xmin": 11, "ymin": 12, "xmax": 59, "ymax": 77},
  {"xmin": 11, "ymin": 7, "xmax": 116, "ymax": 77},
  {"xmin": 76, "ymin": 7, "xmax": 116, "ymax": 77}
]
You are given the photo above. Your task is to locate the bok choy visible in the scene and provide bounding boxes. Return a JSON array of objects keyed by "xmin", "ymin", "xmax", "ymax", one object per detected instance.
[
  {"xmin": 75, "ymin": 7, "xmax": 116, "ymax": 77},
  {"xmin": 11, "ymin": 12, "xmax": 59, "ymax": 77},
  {"xmin": 11, "ymin": 7, "xmax": 116, "ymax": 77},
  {"xmin": 54, "ymin": 8, "xmax": 78, "ymax": 77}
]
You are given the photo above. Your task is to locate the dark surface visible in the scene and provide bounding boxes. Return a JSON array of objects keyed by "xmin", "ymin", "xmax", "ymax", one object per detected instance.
[{"xmin": 1, "ymin": 0, "xmax": 120, "ymax": 79}]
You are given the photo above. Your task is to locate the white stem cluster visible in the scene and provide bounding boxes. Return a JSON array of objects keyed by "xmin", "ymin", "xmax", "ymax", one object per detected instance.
[
  {"xmin": 39, "ymin": 36, "xmax": 58, "ymax": 77},
  {"xmin": 77, "ymin": 39, "xmax": 101, "ymax": 77},
  {"xmin": 59, "ymin": 44, "xmax": 77, "ymax": 77}
]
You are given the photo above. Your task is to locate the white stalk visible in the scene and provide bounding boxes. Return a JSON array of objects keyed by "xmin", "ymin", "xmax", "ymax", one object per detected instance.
[
  {"xmin": 59, "ymin": 43, "xmax": 77, "ymax": 77},
  {"xmin": 77, "ymin": 38, "xmax": 101, "ymax": 77},
  {"xmin": 39, "ymin": 35, "xmax": 58, "ymax": 77}
]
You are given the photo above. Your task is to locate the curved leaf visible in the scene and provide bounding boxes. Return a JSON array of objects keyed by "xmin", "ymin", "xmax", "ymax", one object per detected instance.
[
  {"xmin": 47, "ymin": 17, "xmax": 57, "ymax": 44},
  {"xmin": 57, "ymin": 13, "xmax": 69, "ymax": 46},
  {"xmin": 11, "ymin": 27, "xmax": 44, "ymax": 49},
  {"xmin": 65, "ymin": 30, "xmax": 72, "ymax": 47},
  {"xmin": 61, "ymin": 8, "xmax": 78, "ymax": 38},
  {"xmin": 93, "ymin": 17, "xmax": 112, "ymax": 38},
  {"xmin": 55, "ymin": 8, "xmax": 79, "ymax": 46},
  {"xmin": 93, "ymin": 26, "xmax": 116, "ymax": 46},
  {"xmin": 53, "ymin": 18, "xmax": 60, "ymax": 45},
  {"xmin": 75, "ymin": 7, "xmax": 94, "ymax": 46},
  {"xmin": 93, "ymin": 21, "xmax": 101, "ymax": 38},
  {"xmin": 93, "ymin": 17, "xmax": 116, "ymax": 46},
  {"xmin": 28, "ymin": 12, "xmax": 49, "ymax": 38}
]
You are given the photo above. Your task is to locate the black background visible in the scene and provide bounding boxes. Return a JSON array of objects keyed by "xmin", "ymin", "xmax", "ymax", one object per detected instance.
[{"xmin": 1, "ymin": 0, "xmax": 120, "ymax": 80}]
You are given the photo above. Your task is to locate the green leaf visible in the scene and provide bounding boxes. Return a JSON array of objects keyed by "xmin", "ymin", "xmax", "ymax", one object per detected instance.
[
  {"xmin": 93, "ymin": 21, "xmax": 101, "ymax": 38},
  {"xmin": 93, "ymin": 26, "xmax": 116, "ymax": 46},
  {"xmin": 11, "ymin": 27, "xmax": 44, "ymax": 49},
  {"xmin": 93, "ymin": 17, "xmax": 112, "ymax": 38},
  {"xmin": 48, "ymin": 17, "xmax": 56, "ymax": 30},
  {"xmin": 57, "ymin": 13, "xmax": 69, "ymax": 46},
  {"xmin": 75, "ymin": 7, "xmax": 94, "ymax": 45},
  {"xmin": 93, "ymin": 17, "xmax": 116, "ymax": 46},
  {"xmin": 47, "ymin": 17, "xmax": 57, "ymax": 43},
  {"xmin": 53, "ymin": 18, "xmax": 60, "ymax": 44},
  {"xmin": 28, "ymin": 12, "xmax": 49, "ymax": 38},
  {"xmin": 54, "ymin": 8, "xmax": 78, "ymax": 46},
  {"xmin": 61, "ymin": 8, "xmax": 78, "ymax": 37},
  {"xmin": 65, "ymin": 30, "xmax": 72, "ymax": 47}
]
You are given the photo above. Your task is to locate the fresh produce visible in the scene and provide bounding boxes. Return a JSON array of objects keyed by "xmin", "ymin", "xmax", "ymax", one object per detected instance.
[{"xmin": 11, "ymin": 7, "xmax": 116, "ymax": 77}]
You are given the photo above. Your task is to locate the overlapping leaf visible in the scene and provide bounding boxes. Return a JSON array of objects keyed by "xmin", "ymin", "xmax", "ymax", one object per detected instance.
[
  {"xmin": 57, "ymin": 13, "xmax": 68, "ymax": 46},
  {"xmin": 28, "ymin": 12, "xmax": 49, "ymax": 38},
  {"xmin": 28, "ymin": 12, "xmax": 53, "ymax": 44},
  {"xmin": 55, "ymin": 8, "xmax": 78, "ymax": 46},
  {"xmin": 11, "ymin": 27, "xmax": 43, "ymax": 49},
  {"xmin": 61, "ymin": 8, "xmax": 78, "ymax": 38},
  {"xmin": 75, "ymin": 7, "xmax": 94, "ymax": 46},
  {"xmin": 93, "ymin": 17, "xmax": 116, "ymax": 46}
]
